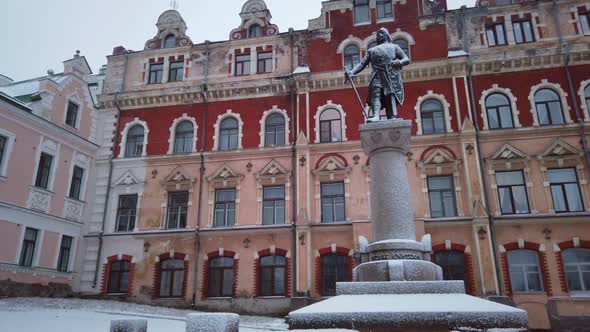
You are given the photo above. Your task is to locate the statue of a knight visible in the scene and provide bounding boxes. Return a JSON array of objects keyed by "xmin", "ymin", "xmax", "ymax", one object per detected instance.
[{"xmin": 345, "ymin": 27, "xmax": 410, "ymax": 122}]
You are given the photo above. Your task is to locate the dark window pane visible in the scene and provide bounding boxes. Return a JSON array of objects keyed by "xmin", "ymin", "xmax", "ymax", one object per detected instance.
[
  {"xmin": 69, "ymin": 166, "xmax": 84, "ymax": 200},
  {"xmin": 0, "ymin": 135, "xmax": 6, "ymax": 168},
  {"xmin": 435, "ymin": 251, "xmax": 466, "ymax": 284},
  {"xmin": 208, "ymin": 257, "xmax": 234, "ymax": 297},
  {"xmin": 263, "ymin": 186, "xmax": 285, "ymax": 225},
  {"xmin": 57, "ymin": 235, "xmax": 73, "ymax": 272},
  {"xmin": 65, "ymin": 102, "xmax": 79, "ymax": 128},
  {"xmin": 393, "ymin": 39, "xmax": 410, "ymax": 59},
  {"xmin": 257, "ymin": 52, "xmax": 273, "ymax": 73},
  {"xmin": 248, "ymin": 24, "xmax": 261, "ymax": 38},
  {"xmin": 19, "ymin": 228, "xmax": 38, "ymax": 267},
  {"xmin": 116, "ymin": 194, "xmax": 138, "ymax": 232},
  {"xmin": 169, "ymin": 61, "xmax": 184, "ymax": 82},
  {"xmin": 219, "ymin": 118, "xmax": 239, "ymax": 150},
  {"xmin": 344, "ymin": 45, "xmax": 360, "ymax": 70},
  {"xmin": 163, "ymin": 34, "xmax": 176, "ymax": 48},
  {"xmin": 148, "ymin": 64, "xmax": 163, "ymax": 84},
  {"xmin": 580, "ymin": 14, "xmax": 590, "ymax": 34},
  {"xmin": 125, "ymin": 125, "xmax": 145, "ymax": 158},
  {"xmin": 321, "ymin": 254, "xmax": 350, "ymax": 296},
  {"xmin": 35, "ymin": 153, "xmax": 53, "ymax": 189},
  {"xmin": 548, "ymin": 168, "xmax": 584, "ymax": 213},
  {"xmin": 160, "ymin": 259, "xmax": 185, "ymax": 298},
  {"xmin": 235, "ymin": 54, "xmax": 251, "ymax": 76}
]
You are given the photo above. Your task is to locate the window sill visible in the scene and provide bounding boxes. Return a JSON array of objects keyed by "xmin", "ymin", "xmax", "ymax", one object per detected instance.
[
  {"xmin": 105, "ymin": 292, "xmax": 128, "ymax": 296},
  {"xmin": 64, "ymin": 124, "xmax": 79, "ymax": 131},
  {"xmin": 32, "ymin": 186, "xmax": 54, "ymax": 195},
  {"xmin": 65, "ymin": 197, "xmax": 86, "ymax": 204},
  {"xmin": 257, "ymin": 296, "xmax": 287, "ymax": 299},
  {"xmin": 353, "ymin": 21, "xmax": 371, "ymax": 27},
  {"xmin": 376, "ymin": 18, "xmax": 394, "ymax": 24},
  {"xmin": 568, "ymin": 292, "xmax": 590, "ymax": 298}
]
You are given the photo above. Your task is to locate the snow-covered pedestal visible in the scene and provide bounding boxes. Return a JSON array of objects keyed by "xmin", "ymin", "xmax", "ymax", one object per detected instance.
[
  {"xmin": 186, "ymin": 313, "xmax": 239, "ymax": 332},
  {"xmin": 287, "ymin": 120, "xmax": 528, "ymax": 331},
  {"xmin": 110, "ymin": 319, "xmax": 147, "ymax": 332}
]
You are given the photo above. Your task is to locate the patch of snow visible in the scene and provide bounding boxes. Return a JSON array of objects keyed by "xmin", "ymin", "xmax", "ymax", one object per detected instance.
[
  {"xmin": 293, "ymin": 66, "xmax": 311, "ymax": 74},
  {"xmin": 448, "ymin": 50, "xmax": 469, "ymax": 58}
]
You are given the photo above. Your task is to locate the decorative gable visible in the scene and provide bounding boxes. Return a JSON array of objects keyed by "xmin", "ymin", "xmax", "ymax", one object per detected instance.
[
  {"xmin": 312, "ymin": 154, "xmax": 351, "ymax": 176},
  {"xmin": 113, "ymin": 170, "xmax": 142, "ymax": 187},
  {"xmin": 256, "ymin": 160, "xmax": 290, "ymax": 185},
  {"xmin": 207, "ymin": 165, "xmax": 243, "ymax": 188},
  {"xmin": 539, "ymin": 139, "xmax": 580, "ymax": 159},
  {"xmin": 229, "ymin": 0, "xmax": 279, "ymax": 40},
  {"xmin": 144, "ymin": 10, "xmax": 193, "ymax": 50},
  {"xmin": 490, "ymin": 144, "xmax": 529, "ymax": 161},
  {"xmin": 421, "ymin": 147, "xmax": 457, "ymax": 166},
  {"xmin": 161, "ymin": 166, "xmax": 195, "ymax": 186}
]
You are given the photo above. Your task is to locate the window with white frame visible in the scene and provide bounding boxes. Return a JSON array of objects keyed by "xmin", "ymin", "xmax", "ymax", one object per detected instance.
[
  {"xmin": 56, "ymin": 235, "xmax": 73, "ymax": 272},
  {"xmin": 548, "ymin": 168, "xmax": 584, "ymax": 213},
  {"xmin": 35, "ymin": 153, "xmax": 53, "ymax": 190},
  {"xmin": 174, "ymin": 121, "xmax": 194, "ymax": 154},
  {"xmin": 354, "ymin": 0, "xmax": 370, "ymax": 24},
  {"xmin": 580, "ymin": 12, "xmax": 590, "ymax": 35},
  {"xmin": 169, "ymin": 61, "xmax": 184, "ymax": 82},
  {"xmin": 148, "ymin": 63, "xmax": 163, "ymax": 84},
  {"xmin": 116, "ymin": 194, "xmax": 138, "ymax": 232},
  {"xmin": 512, "ymin": 20, "xmax": 535, "ymax": 44},
  {"xmin": 563, "ymin": 248, "xmax": 590, "ymax": 292},
  {"xmin": 376, "ymin": 0, "xmax": 393, "ymax": 20},
  {"xmin": 65, "ymin": 101, "xmax": 79, "ymax": 129},
  {"xmin": 321, "ymin": 182, "xmax": 345, "ymax": 223},
  {"xmin": 393, "ymin": 38, "xmax": 410, "ymax": 59},
  {"xmin": 421, "ymin": 99, "xmax": 446, "ymax": 135},
  {"xmin": 427, "ymin": 175, "xmax": 457, "ymax": 218},
  {"xmin": 68, "ymin": 166, "xmax": 84, "ymax": 200},
  {"xmin": 319, "ymin": 108, "xmax": 343, "ymax": 143},
  {"xmin": 263, "ymin": 186, "xmax": 285, "ymax": 225},
  {"xmin": 19, "ymin": 227, "xmax": 38, "ymax": 267},
  {"xmin": 508, "ymin": 249, "xmax": 543, "ymax": 292},
  {"xmin": 214, "ymin": 189, "xmax": 236, "ymax": 227},
  {"xmin": 265, "ymin": 113, "xmax": 286, "ymax": 146},
  {"xmin": 486, "ymin": 23, "xmax": 507, "ymax": 46},
  {"xmin": 485, "ymin": 93, "xmax": 514, "ymax": 129},
  {"xmin": 344, "ymin": 45, "xmax": 360, "ymax": 70},
  {"xmin": 166, "ymin": 191, "xmax": 188, "ymax": 229},
  {"xmin": 163, "ymin": 34, "xmax": 176, "ymax": 49},
  {"xmin": 496, "ymin": 171, "xmax": 530, "ymax": 215},
  {"xmin": 219, "ymin": 118, "xmax": 239, "ymax": 151},
  {"xmin": 535, "ymin": 88, "xmax": 565, "ymax": 126},
  {"xmin": 125, "ymin": 125, "xmax": 145, "ymax": 158}
]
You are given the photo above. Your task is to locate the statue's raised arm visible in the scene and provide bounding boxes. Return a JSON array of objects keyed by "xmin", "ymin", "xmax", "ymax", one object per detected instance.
[{"xmin": 343, "ymin": 27, "xmax": 410, "ymax": 122}]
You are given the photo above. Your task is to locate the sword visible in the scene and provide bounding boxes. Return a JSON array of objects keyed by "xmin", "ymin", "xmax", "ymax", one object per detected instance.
[{"xmin": 344, "ymin": 67, "xmax": 369, "ymax": 120}]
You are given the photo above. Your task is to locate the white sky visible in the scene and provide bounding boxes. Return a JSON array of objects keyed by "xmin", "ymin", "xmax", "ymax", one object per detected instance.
[{"xmin": 0, "ymin": 0, "xmax": 474, "ymax": 82}]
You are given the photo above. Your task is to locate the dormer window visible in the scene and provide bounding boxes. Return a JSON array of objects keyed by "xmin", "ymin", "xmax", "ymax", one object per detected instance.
[
  {"xmin": 248, "ymin": 24, "xmax": 262, "ymax": 38},
  {"xmin": 163, "ymin": 34, "xmax": 176, "ymax": 49},
  {"xmin": 65, "ymin": 101, "xmax": 79, "ymax": 129}
]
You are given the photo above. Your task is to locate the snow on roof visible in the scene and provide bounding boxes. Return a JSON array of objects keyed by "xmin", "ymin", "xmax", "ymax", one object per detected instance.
[
  {"xmin": 448, "ymin": 50, "xmax": 469, "ymax": 58},
  {"xmin": 0, "ymin": 74, "xmax": 68, "ymax": 98}
]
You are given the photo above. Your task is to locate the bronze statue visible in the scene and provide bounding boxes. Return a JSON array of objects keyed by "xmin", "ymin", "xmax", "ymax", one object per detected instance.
[{"xmin": 345, "ymin": 28, "xmax": 410, "ymax": 122}]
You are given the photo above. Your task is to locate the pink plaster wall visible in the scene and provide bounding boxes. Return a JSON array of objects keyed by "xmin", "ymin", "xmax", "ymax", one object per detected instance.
[
  {"xmin": 0, "ymin": 220, "xmax": 19, "ymax": 263},
  {"xmin": 39, "ymin": 231, "xmax": 59, "ymax": 269}
]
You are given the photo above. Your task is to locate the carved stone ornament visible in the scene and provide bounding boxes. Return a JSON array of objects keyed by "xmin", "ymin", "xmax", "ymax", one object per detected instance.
[
  {"xmin": 64, "ymin": 198, "xmax": 84, "ymax": 222},
  {"xmin": 27, "ymin": 187, "xmax": 52, "ymax": 213}
]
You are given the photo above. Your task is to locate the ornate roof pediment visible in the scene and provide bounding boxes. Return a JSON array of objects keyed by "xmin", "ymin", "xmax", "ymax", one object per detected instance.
[
  {"xmin": 539, "ymin": 139, "xmax": 580, "ymax": 159},
  {"xmin": 161, "ymin": 166, "xmax": 195, "ymax": 185},
  {"xmin": 421, "ymin": 147, "xmax": 457, "ymax": 165},
  {"xmin": 144, "ymin": 10, "xmax": 193, "ymax": 50},
  {"xmin": 489, "ymin": 144, "xmax": 529, "ymax": 161},
  {"xmin": 256, "ymin": 160, "xmax": 290, "ymax": 179},
  {"xmin": 313, "ymin": 154, "xmax": 351, "ymax": 175},
  {"xmin": 113, "ymin": 170, "xmax": 142, "ymax": 186},
  {"xmin": 207, "ymin": 165, "xmax": 243, "ymax": 182}
]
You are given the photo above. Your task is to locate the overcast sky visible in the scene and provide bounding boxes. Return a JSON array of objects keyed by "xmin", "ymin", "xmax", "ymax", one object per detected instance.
[{"xmin": 0, "ymin": 0, "xmax": 474, "ymax": 82}]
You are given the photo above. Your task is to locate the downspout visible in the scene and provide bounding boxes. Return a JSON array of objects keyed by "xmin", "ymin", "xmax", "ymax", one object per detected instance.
[
  {"xmin": 192, "ymin": 40, "xmax": 210, "ymax": 306},
  {"xmin": 288, "ymin": 28, "xmax": 298, "ymax": 298},
  {"xmin": 93, "ymin": 51, "xmax": 130, "ymax": 288},
  {"xmin": 461, "ymin": 6, "xmax": 503, "ymax": 296},
  {"xmin": 552, "ymin": 0, "xmax": 590, "ymax": 166}
]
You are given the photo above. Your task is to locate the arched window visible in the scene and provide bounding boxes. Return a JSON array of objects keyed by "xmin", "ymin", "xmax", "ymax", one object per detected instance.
[
  {"xmin": 344, "ymin": 45, "xmax": 360, "ymax": 70},
  {"xmin": 434, "ymin": 250, "xmax": 466, "ymax": 283},
  {"xmin": 174, "ymin": 121, "xmax": 194, "ymax": 154},
  {"xmin": 248, "ymin": 24, "xmax": 262, "ymax": 38},
  {"xmin": 321, "ymin": 253, "xmax": 350, "ymax": 296},
  {"xmin": 393, "ymin": 38, "xmax": 410, "ymax": 59},
  {"xmin": 125, "ymin": 125, "xmax": 145, "ymax": 158},
  {"xmin": 584, "ymin": 84, "xmax": 590, "ymax": 112},
  {"xmin": 485, "ymin": 93, "xmax": 514, "ymax": 129},
  {"xmin": 107, "ymin": 260, "xmax": 130, "ymax": 294},
  {"xmin": 265, "ymin": 113, "xmax": 285, "ymax": 147},
  {"xmin": 507, "ymin": 250, "xmax": 543, "ymax": 292},
  {"xmin": 163, "ymin": 34, "xmax": 176, "ymax": 49},
  {"xmin": 208, "ymin": 257, "xmax": 234, "ymax": 297},
  {"xmin": 159, "ymin": 259, "xmax": 185, "ymax": 298},
  {"xmin": 319, "ymin": 108, "xmax": 342, "ymax": 143},
  {"xmin": 563, "ymin": 248, "xmax": 590, "ymax": 292},
  {"xmin": 421, "ymin": 99, "xmax": 446, "ymax": 135},
  {"xmin": 534, "ymin": 88, "xmax": 565, "ymax": 126},
  {"xmin": 219, "ymin": 118, "xmax": 239, "ymax": 151},
  {"xmin": 259, "ymin": 255, "xmax": 287, "ymax": 296}
]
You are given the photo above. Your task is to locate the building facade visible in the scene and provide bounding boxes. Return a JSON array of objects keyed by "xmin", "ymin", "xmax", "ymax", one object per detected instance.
[
  {"xmin": 0, "ymin": 53, "xmax": 101, "ymax": 294},
  {"xmin": 86, "ymin": 0, "xmax": 590, "ymax": 330}
]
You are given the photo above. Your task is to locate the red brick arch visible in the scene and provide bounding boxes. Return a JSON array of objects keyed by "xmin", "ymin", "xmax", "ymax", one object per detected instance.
[
  {"xmin": 315, "ymin": 246, "xmax": 354, "ymax": 296},
  {"xmin": 315, "ymin": 153, "xmax": 349, "ymax": 169},
  {"xmin": 253, "ymin": 248, "xmax": 291, "ymax": 298},
  {"xmin": 419, "ymin": 145, "xmax": 457, "ymax": 162},
  {"xmin": 152, "ymin": 252, "xmax": 189, "ymax": 300},
  {"xmin": 500, "ymin": 241, "xmax": 551, "ymax": 297},
  {"xmin": 432, "ymin": 243, "xmax": 476, "ymax": 295},
  {"xmin": 100, "ymin": 254, "xmax": 135, "ymax": 298},
  {"xmin": 200, "ymin": 250, "xmax": 238, "ymax": 301},
  {"xmin": 555, "ymin": 239, "xmax": 590, "ymax": 294}
]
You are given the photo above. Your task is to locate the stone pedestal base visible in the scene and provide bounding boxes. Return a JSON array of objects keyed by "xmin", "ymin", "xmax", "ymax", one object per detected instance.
[{"xmin": 354, "ymin": 259, "xmax": 443, "ymax": 282}]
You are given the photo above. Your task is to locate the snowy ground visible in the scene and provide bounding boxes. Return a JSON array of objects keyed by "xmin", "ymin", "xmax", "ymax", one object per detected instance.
[{"xmin": 0, "ymin": 298, "xmax": 288, "ymax": 332}]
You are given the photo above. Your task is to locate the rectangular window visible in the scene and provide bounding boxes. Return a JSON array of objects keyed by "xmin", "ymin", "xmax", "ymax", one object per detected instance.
[
  {"xmin": 35, "ymin": 153, "xmax": 53, "ymax": 189},
  {"xmin": 257, "ymin": 52, "xmax": 273, "ymax": 74},
  {"xmin": 512, "ymin": 20, "xmax": 534, "ymax": 44},
  {"xmin": 166, "ymin": 192, "xmax": 189, "ymax": 229},
  {"xmin": 169, "ymin": 61, "xmax": 184, "ymax": 82},
  {"xmin": 496, "ymin": 171, "xmax": 530, "ymax": 215},
  {"xmin": 548, "ymin": 168, "xmax": 584, "ymax": 213},
  {"xmin": 235, "ymin": 54, "xmax": 251, "ymax": 76},
  {"xmin": 376, "ymin": 0, "xmax": 393, "ymax": 20},
  {"xmin": 428, "ymin": 176, "xmax": 457, "ymax": 218},
  {"xmin": 321, "ymin": 182, "xmax": 345, "ymax": 223},
  {"xmin": 19, "ymin": 228, "xmax": 38, "ymax": 267},
  {"xmin": 354, "ymin": 0, "xmax": 370, "ymax": 24},
  {"xmin": 486, "ymin": 23, "xmax": 507, "ymax": 47},
  {"xmin": 68, "ymin": 166, "xmax": 84, "ymax": 200},
  {"xmin": 263, "ymin": 186, "xmax": 285, "ymax": 225},
  {"xmin": 580, "ymin": 13, "xmax": 590, "ymax": 35},
  {"xmin": 65, "ymin": 102, "xmax": 79, "ymax": 128},
  {"xmin": 116, "ymin": 194, "xmax": 138, "ymax": 232},
  {"xmin": 214, "ymin": 189, "xmax": 236, "ymax": 227},
  {"xmin": 57, "ymin": 236, "xmax": 73, "ymax": 272},
  {"xmin": 148, "ymin": 63, "xmax": 163, "ymax": 84},
  {"xmin": 0, "ymin": 135, "xmax": 7, "ymax": 170}
]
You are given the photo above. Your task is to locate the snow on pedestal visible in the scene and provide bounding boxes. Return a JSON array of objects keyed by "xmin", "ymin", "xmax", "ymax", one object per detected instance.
[
  {"xmin": 185, "ymin": 313, "xmax": 239, "ymax": 332},
  {"xmin": 110, "ymin": 319, "xmax": 147, "ymax": 332}
]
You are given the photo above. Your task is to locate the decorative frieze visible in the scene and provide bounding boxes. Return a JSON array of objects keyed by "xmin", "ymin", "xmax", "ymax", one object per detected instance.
[
  {"xmin": 27, "ymin": 187, "xmax": 53, "ymax": 213},
  {"xmin": 63, "ymin": 197, "xmax": 85, "ymax": 222}
]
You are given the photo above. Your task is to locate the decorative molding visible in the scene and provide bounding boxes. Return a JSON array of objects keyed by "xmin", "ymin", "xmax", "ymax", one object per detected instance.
[
  {"xmin": 167, "ymin": 113, "xmax": 198, "ymax": 154},
  {"xmin": 414, "ymin": 90, "xmax": 453, "ymax": 135},
  {"xmin": 258, "ymin": 106, "xmax": 290, "ymax": 147},
  {"xmin": 144, "ymin": 10, "xmax": 192, "ymax": 50},
  {"xmin": 337, "ymin": 35, "xmax": 363, "ymax": 54},
  {"xmin": 578, "ymin": 79, "xmax": 590, "ymax": 122},
  {"xmin": 479, "ymin": 84, "xmax": 521, "ymax": 129},
  {"xmin": 118, "ymin": 118, "xmax": 149, "ymax": 158},
  {"xmin": 314, "ymin": 100, "xmax": 348, "ymax": 143},
  {"xmin": 27, "ymin": 186, "xmax": 53, "ymax": 213},
  {"xmin": 528, "ymin": 79, "xmax": 573, "ymax": 126},
  {"xmin": 63, "ymin": 197, "xmax": 85, "ymax": 222},
  {"xmin": 213, "ymin": 110, "xmax": 244, "ymax": 151}
]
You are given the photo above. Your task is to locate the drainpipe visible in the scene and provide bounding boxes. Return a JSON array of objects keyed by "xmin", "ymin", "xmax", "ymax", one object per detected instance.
[
  {"xmin": 192, "ymin": 40, "xmax": 210, "ymax": 306},
  {"xmin": 460, "ymin": 6, "xmax": 503, "ymax": 296},
  {"xmin": 288, "ymin": 28, "xmax": 298, "ymax": 299},
  {"xmin": 93, "ymin": 51, "xmax": 130, "ymax": 288},
  {"xmin": 551, "ymin": 0, "xmax": 590, "ymax": 166}
]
